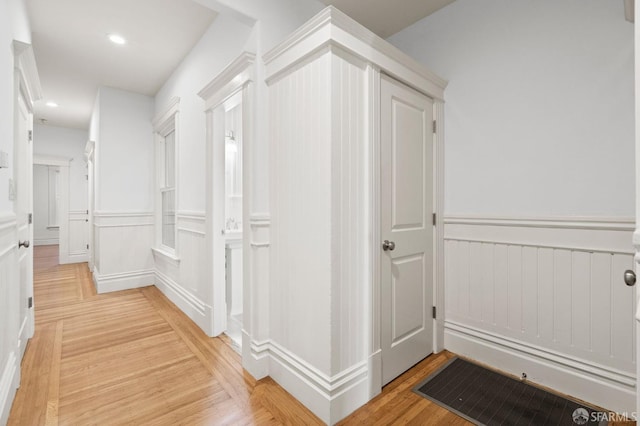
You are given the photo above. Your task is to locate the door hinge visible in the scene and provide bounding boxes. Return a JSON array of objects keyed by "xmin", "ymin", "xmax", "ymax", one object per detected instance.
[
  {"xmin": 432, "ymin": 213, "xmax": 436, "ymax": 226},
  {"xmin": 432, "ymin": 120, "xmax": 436, "ymax": 133},
  {"xmin": 28, "ymin": 213, "xmax": 32, "ymax": 224},
  {"xmin": 28, "ymin": 130, "xmax": 32, "ymax": 142},
  {"xmin": 28, "ymin": 297, "xmax": 33, "ymax": 309},
  {"xmin": 432, "ymin": 306, "xmax": 437, "ymax": 319},
  {"xmin": 86, "ymin": 244, "xmax": 89, "ymax": 250}
]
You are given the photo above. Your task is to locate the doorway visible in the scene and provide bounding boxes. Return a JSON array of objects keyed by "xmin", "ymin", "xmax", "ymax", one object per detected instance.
[
  {"xmin": 32, "ymin": 164, "xmax": 60, "ymax": 247},
  {"xmin": 32, "ymin": 156, "xmax": 70, "ymax": 266}
]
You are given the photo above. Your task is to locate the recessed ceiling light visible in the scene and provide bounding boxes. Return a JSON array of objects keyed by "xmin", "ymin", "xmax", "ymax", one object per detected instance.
[
  {"xmin": 45, "ymin": 101, "xmax": 58, "ymax": 108},
  {"xmin": 108, "ymin": 34, "xmax": 127, "ymax": 45}
]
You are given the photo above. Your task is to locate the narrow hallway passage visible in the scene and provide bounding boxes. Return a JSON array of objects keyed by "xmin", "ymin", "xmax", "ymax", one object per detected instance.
[{"xmin": 7, "ymin": 247, "xmax": 324, "ymax": 425}]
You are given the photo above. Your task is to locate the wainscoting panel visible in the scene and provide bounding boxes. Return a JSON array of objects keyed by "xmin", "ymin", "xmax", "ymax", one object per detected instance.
[
  {"xmin": 0, "ymin": 214, "xmax": 18, "ymax": 425},
  {"xmin": 66, "ymin": 210, "xmax": 88, "ymax": 263},
  {"xmin": 93, "ymin": 212, "xmax": 154, "ymax": 293},
  {"xmin": 444, "ymin": 216, "xmax": 636, "ymax": 413},
  {"xmin": 154, "ymin": 212, "xmax": 211, "ymax": 335}
]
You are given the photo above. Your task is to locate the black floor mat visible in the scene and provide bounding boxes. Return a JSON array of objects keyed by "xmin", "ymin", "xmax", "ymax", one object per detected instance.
[{"xmin": 413, "ymin": 357, "xmax": 602, "ymax": 425}]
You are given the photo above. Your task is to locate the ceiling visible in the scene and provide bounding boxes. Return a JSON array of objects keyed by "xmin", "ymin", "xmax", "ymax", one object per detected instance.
[
  {"xmin": 27, "ymin": 0, "xmax": 454, "ymax": 130},
  {"xmin": 322, "ymin": 0, "xmax": 456, "ymax": 39},
  {"xmin": 27, "ymin": 0, "xmax": 217, "ymax": 129}
]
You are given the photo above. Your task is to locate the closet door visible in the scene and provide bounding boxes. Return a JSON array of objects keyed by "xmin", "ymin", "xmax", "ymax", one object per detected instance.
[{"xmin": 380, "ymin": 74, "xmax": 434, "ymax": 385}]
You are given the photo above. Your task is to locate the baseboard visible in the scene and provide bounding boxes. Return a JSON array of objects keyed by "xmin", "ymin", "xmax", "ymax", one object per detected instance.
[
  {"xmin": 94, "ymin": 269, "xmax": 155, "ymax": 293},
  {"xmin": 242, "ymin": 331, "xmax": 269, "ymax": 380},
  {"xmin": 34, "ymin": 238, "xmax": 58, "ymax": 246},
  {"xmin": 154, "ymin": 270, "xmax": 211, "ymax": 335},
  {"xmin": 61, "ymin": 252, "xmax": 88, "ymax": 264},
  {"xmin": 444, "ymin": 321, "xmax": 636, "ymax": 414},
  {"xmin": 0, "ymin": 351, "xmax": 18, "ymax": 426},
  {"xmin": 256, "ymin": 338, "xmax": 370, "ymax": 424}
]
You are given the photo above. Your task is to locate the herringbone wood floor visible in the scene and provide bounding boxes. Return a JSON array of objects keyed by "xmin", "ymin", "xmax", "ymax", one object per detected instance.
[{"xmin": 6, "ymin": 245, "xmax": 470, "ymax": 425}]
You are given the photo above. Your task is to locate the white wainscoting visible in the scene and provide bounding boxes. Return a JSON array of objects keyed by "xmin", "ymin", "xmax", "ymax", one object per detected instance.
[
  {"xmin": 267, "ymin": 47, "xmax": 371, "ymax": 424},
  {"xmin": 444, "ymin": 215, "xmax": 636, "ymax": 414},
  {"xmin": 0, "ymin": 214, "xmax": 19, "ymax": 426},
  {"xmin": 92, "ymin": 211, "xmax": 155, "ymax": 293},
  {"xmin": 62, "ymin": 210, "xmax": 88, "ymax": 264},
  {"xmin": 153, "ymin": 212, "xmax": 211, "ymax": 334}
]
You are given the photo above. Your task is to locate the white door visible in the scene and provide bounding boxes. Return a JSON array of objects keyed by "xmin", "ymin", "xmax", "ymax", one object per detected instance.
[
  {"xmin": 380, "ymin": 75, "xmax": 434, "ymax": 385},
  {"xmin": 15, "ymin": 90, "xmax": 34, "ymax": 359}
]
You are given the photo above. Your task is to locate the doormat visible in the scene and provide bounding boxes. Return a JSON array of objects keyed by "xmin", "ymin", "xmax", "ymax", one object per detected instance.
[{"xmin": 413, "ymin": 357, "xmax": 604, "ymax": 425}]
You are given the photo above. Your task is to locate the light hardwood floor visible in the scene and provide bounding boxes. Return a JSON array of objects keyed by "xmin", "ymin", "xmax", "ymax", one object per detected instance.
[{"xmin": 6, "ymin": 245, "xmax": 470, "ymax": 425}]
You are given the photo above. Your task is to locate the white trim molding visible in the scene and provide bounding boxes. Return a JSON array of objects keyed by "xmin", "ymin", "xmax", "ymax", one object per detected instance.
[
  {"xmin": 93, "ymin": 268, "xmax": 155, "ymax": 293},
  {"xmin": 445, "ymin": 214, "xmax": 635, "ymax": 231},
  {"xmin": 198, "ymin": 52, "xmax": 256, "ymax": 110},
  {"xmin": 247, "ymin": 337, "xmax": 371, "ymax": 423},
  {"xmin": 12, "ymin": 41, "xmax": 42, "ymax": 106},
  {"xmin": 154, "ymin": 269, "xmax": 210, "ymax": 333},
  {"xmin": 444, "ymin": 215, "xmax": 636, "ymax": 414}
]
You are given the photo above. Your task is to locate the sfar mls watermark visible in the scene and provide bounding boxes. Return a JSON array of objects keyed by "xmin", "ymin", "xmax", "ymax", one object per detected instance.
[{"xmin": 572, "ymin": 407, "xmax": 636, "ymax": 424}]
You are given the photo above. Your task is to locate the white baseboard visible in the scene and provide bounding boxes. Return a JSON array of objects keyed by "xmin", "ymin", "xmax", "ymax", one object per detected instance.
[
  {"xmin": 94, "ymin": 268, "xmax": 155, "ymax": 293},
  {"xmin": 34, "ymin": 238, "xmax": 58, "ymax": 246},
  {"xmin": 242, "ymin": 331, "xmax": 269, "ymax": 380},
  {"xmin": 444, "ymin": 321, "xmax": 636, "ymax": 414},
  {"xmin": 60, "ymin": 253, "xmax": 88, "ymax": 265},
  {"xmin": 154, "ymin": 270, "xmax": 211, "ymax": 335},
  {"xmin": 251, "ymin": 338, "xmax": 370, "ymax": 425},
  {"xmin": 0, "ymin": 351, "xmax": 18, "ymax": 426}
]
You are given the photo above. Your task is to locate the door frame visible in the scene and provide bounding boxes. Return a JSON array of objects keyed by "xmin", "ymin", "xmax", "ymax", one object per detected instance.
[
  {"xmin": 198, "ymin": 52, "xmax": 255, "ymax": 337},
  {"xmin": 33, "ymin": 156, "xmax": 70, "ymax": 264},
  {"xmin": 370, "ymin": 70, "xmax": 445, "ymax": 394}
]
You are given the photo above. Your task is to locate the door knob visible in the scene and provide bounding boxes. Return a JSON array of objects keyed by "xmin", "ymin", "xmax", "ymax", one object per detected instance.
[
  {"xmin": 624, "ymin": 270, "xmax": 636, "ymax": 286},
  {"xmin": 382, "ymin": 240, "xmax": 395, "ymax": 251},
  {"xmin": 18, "ymin": 240, "xmax": 30, "ymax": 249}
]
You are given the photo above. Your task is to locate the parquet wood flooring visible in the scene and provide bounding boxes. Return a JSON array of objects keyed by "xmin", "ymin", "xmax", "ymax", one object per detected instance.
[{"xmin": 7, "ymin": 245, "xmax": 473, "ymax": 425}]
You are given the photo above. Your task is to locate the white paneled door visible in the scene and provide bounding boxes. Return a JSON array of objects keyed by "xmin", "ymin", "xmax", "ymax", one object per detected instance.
[
  {"xmin": 15, "ymin": 90, "xmax": 34, "ymax": 359},
  {"xmin": 380, "ymin": 75, "xmax": 434, "ymax": 385}
]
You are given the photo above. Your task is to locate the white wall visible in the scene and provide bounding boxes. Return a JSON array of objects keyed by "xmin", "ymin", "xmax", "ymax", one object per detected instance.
[
  {"xmin": 195, "ymin": 0, "xmax": 324, "ymax": 52},
  {"xmin": 388, "ymin": 0, "xmax": 634, "ymax": 217},
  {"xmin": 97, "ymin": 87, "xmax": 154, "ymax": 212},
  {"xmin": 90, "ymin": 87, "xmax": 155, "ymax": 292},
  {"xmin": 33, "ymin": 124, "xmax": 88, "ymax": 212},
  {"xmin": 155, "ymin": 14, "xmax": 252, "ymax": 212}
]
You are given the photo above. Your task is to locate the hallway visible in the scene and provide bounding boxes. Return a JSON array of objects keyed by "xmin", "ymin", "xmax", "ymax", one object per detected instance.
[
  {"xmin": 8, "ymin": 246, "xmax": 323, "ymax": 424},
  {"xmin": 8, "ymin": 246, "xmax": 466, "ymax": 425}
]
